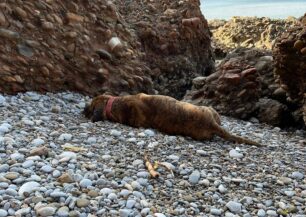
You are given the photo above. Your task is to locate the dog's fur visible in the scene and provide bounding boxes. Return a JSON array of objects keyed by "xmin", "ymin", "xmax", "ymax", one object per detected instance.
[{"xmin": 83, "ymin": 93, "xmax": 261, "ymax": 146}]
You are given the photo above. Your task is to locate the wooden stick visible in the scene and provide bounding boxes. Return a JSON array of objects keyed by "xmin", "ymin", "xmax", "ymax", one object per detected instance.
[{"xmin": 144, "ymin": 154, "xmax": 159, "ymax": 178}]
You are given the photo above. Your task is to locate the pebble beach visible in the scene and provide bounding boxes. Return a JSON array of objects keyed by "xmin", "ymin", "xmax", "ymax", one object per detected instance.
[{"xmin": 0, "ymin": 92, "xmax": 305, "ymax": 217}]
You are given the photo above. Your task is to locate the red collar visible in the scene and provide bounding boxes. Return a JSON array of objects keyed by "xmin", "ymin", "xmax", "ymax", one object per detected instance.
[{"xmin": 104, "ymin": 97, "xmax": 117, "ymax": 120}]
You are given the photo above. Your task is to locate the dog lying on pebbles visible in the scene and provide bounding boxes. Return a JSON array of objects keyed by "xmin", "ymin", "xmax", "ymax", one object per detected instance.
[{"xmin": 83, "ymin": 93, "xmax": 261, "ymax": 146}]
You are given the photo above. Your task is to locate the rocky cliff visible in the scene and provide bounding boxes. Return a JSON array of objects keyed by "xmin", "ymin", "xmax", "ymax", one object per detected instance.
[
  {"xmin": 209, "ymin": 17, "xmax": 299, "ymax": 56},
  {"xmin": 0, "ymin": 0, "xmax": 213, "ymax": 98},
  {"xmin": 273, "ymin": 14, "xmax": 306, "ymax": 126}
]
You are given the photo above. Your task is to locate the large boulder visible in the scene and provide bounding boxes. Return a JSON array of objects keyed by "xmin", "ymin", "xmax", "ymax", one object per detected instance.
[
  {"xmin": 118, "ymin": 0, "xmax": 214, "ymax": 98},
  {"xmin": 273, "ymin": 14, "xmax": 306, "ymax": 127},
  {"xmin": 184, "ymin": 48, "xmax": 297, "ymax": 127},
  {"xmin": 184, "ymin": 48, "xmax": 265, "ymax": 119},
  {"xmin": 0, "ymin": 0, "xmax": 214, "ymax": 98}
]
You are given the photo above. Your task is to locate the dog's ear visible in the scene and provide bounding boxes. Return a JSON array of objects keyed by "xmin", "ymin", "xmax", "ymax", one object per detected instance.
[{"xmin": 91, "ymin": 103, "xmax": 104, "ymax": 122}]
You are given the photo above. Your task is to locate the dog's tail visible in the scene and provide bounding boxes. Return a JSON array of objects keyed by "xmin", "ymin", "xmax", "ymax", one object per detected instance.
[{"xmin": 215, "ymin": 126, "xmax": 262, "ymax": 147}]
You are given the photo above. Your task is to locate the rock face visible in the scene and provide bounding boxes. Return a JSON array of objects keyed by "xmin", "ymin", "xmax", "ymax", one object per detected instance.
[
  {"xmin": 117, "ymin": 0, "xmax": 214, "ymax": 98},
  {"xmin": 273, "ymin": 15, "xmax": 306, "ymax": 126},
  {"xmin": 0, "ymin": 0, "xmax": 213, "ymax": 98},
  {"xmin": 209, "ymin": 17, "xmax": 299, "ymax": 57},
  {"xmin": 184, "ymin": 48, "xmax": 301, "ymax": 127}
]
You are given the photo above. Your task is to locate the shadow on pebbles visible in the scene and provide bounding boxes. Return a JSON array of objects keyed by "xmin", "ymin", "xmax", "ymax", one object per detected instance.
[{"xmin": 0, "ymin": 92, "xmax": 305, "ymax": 217}]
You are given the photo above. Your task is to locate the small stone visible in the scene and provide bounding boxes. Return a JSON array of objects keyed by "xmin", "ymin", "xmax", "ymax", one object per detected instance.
[
  {"xmin": 144, "ymin": 129, "xmax": 155, "ymax": 136},
  {"xmin": 88, "ymin": 190, "xmax": 99, "ymax": 197},
  {"xmin": 6, "ymin": 188, "xmax": 18, "ymax": 196},
  {"xmin": 0, "ymin": 28, "xmax": 20, "ymax": 40},
  {"xmin": 10, "ymin": 152, "xmax": 24, "ymax": 161},
  {"xmin": 257, "ymin": 209, "xmax": 266, "ymax": 217},
  {"xmin": 30, "ymin": 146, "xmax": 49, "ymax": 156},
  {"xmin": 0, "ymin": 164, "xmax": 10, "ymax": 172},
  {"xmin": 19, "ymin": 181, "xmax": 40, "ymax": 196},
  {"xmin": 110, "ymin": 129, "xmax": 121, "ymax": 136},
  {"xmin": 42, "ymin": 22, "xmax": 54, "ymax": 30},
  {"xmin": 31, "ymin": 138, "xmax": 45, "ymax": 146},
  {"xmin": 266, "ymin": 210, "xmax": 277, "ymax": 216},
  {"xmin": 36, "ymin": 207, "xmax": 56, "ymax": 217},
  {"xmin": 22, "ymin": 160, "xmax": 34, "ymax": 168},
  {"xmin": 41, "ymin": 165, "xmax": 53, "ymax": 173},
  {"xmin": 79, "ymin": 179, "xmax": 92, "ymax": 188},
  {"xmin": 211, "ymin": 208, "xmax": 222, "ymax": 215},
  {"xmin": 226, "ymin": 201, "xmax": 242, "ymax": 213},
  {"xmin": 126, "ymin": 199, "xmax": 136, "ymax": 209},
  {"xmin": 58, "ymin": 151, "xmax": 77, "ymax": 161},
  {"xmin": 5, "ymin": 172, "xmax": 19, "ymax": 180},
  {"xmin": 196, "ymin": 150, "xmax": 208, "ymax": 156},
  {"xmin": 218, "ymin": 184, "xmax": 227, "ymax": 193},
  {"xmin": 0, "ymin": 209, "xmax": 8, "ymax": 217},
  {"xmin": 15, "ymin": 208, "xmax": 31, "ymax": 216},
  {"xmin": 189, "ymin": 170, "xmax": 200, "ymax": 184},
  {"xmin": 108, "ymin": 193, "xmax": 117, "ymax": 200},
  {"xmin": 52, "ymin": 170, "xmax": 61, "ymax": 178},
  {"xmin": 119, "ymin": 209, "xmax": 131, "ymax": 217},
  {"xmin": 58, "ymin": 133, "xmax": 72, "ymax": 141},
  {"xmin": 0, "ymin": 95, "xmax": 5, "ymax": 106},
  {"xmin": 229, "ymin": 149, "xmax": 243, "ymax": 159},
  {"xmin": 57, "ymin": 206, "xmax": 69, "ymax": 217},
  {"xmin": 76, "ymin": 198, "xmax": 90, "ymax": 207},
  {"xmin": 154, "ymin": 213, "xmax": 166, "ymax": 217},
  {"xmin": 141, "ymin": 208, "xmax": 150, "ymax": 216},
  {"xmin": 57, "ymin": 173, "xmax": 74, "ymax": 183},
  {"xmin": 291, "ymin": 171, "xmax": 304, "ymax": 180},
  {"xmin": 96, "ymin": 49, "xmax": 112, "ymax": 60},
  {"xmin": 17, "ymin": 44, "xmax": 33, "ymax": 57}
]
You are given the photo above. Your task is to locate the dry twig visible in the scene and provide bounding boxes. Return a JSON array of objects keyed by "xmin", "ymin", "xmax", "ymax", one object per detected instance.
[{"xmin": 144, "ymin": 153, "xmax": 159, "ymax": 178}]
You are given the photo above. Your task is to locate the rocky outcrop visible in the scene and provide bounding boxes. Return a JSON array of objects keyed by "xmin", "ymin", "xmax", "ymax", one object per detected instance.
[
  {"xmin": 209, "ymin": 17, "xmax": 299, "ymax": 57},
  {"xmin": 0, "ymin": 0, "xmax": 213, "ymax": 98},
  {"xmin": 117, "ymin": 0, "xmax": 214, "ymax": 98},
  {"xmin": 184, "ymin": 48, "xmax": 300, "ymax": 127},
  {"xmin": 273, "ymin": 14, "xmax": 306, "ymax": 126}
]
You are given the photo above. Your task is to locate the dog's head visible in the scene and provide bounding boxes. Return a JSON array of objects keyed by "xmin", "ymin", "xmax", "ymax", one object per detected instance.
[{"xmin": 83, "ymin": 95, "xmax": 112, "ymax": 122}]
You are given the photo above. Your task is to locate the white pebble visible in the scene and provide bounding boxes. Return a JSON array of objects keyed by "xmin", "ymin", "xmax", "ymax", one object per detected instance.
[
  {"xmin": 31, "ymin": 138, "xmax": 45, "ymax": 146},
  {"xmin": 18, "ymin": 181, "xmax": 40, "ymax": 196}
]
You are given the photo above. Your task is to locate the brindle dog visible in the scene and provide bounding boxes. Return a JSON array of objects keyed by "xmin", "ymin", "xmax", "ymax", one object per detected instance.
[{"xmin": 83, "ymin": 93, "xmax": 261, "ymax": 146}]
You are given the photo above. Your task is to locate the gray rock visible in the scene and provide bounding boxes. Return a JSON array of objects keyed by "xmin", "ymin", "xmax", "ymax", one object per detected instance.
[
  {"xmin": 57, "ymin": 206, "xmax": 69, "ymax": 217},
  {"xmin": 211, "ymin": 208, "xmax": 222, "ymax": 215},
  {"xmin": 0, "ymin": 209, "xmax": 8, "ymax": 217},
  {"xmin": 144, "ymin": 129, "xmax": 155, "ymax": 136},
  {"xmin": 110, "ymin": 129, "xmax": 121, "ymax": 136},
  {"xmin": 58, "ymin": 133, "xmax": 72, "ymax": 141},
  {"xmin": 119, "ymin": 209, "xmax": 131, "ymax": 217},
  {"xmin": 18, "ymin": 181, "xmax": 40, "ymax": 196},
  {"xmin": 31, "ymin": 138, "xmax": 45, "ymax": 146},
  {"xmin": 126, "ymin": 199, "xmax": 136, "ymax": 209},
  {"xmin": 257, "ymin": 209, "xmax": 266, "ymax": 217},
  {"xmin": 229, "ymin": 149, "xmax": 243, "ymax": 159},
  {"xmin": 0, "ymin": 164, "xmax": 9, "ymax": 172},
  {"xmin": 0, "ymin": 95, "xmax": 5, "ymax": 107},
  {"xmin": 266, "ymin": 210, "xmax": 277, "ymax": 216},
  {"xmin": 291, "ymin": 171, "xmax": 304, "ymax": 180},
  {"xmin": 189, "ymin": 170, "xmax": 201, "ymax": 184},
  {"xmin": 226, "ymin": 201, "xmax": 242, "ymax": 213},
  {"xmin": 80, "ymin": 179, "xmax": 92, "ymax": 188},
  {"xmin": 22, "ymin": 160, "xmax": 35, "ymax": 168},
  {"xmin": 36, "ymin": 207, "xmax": 56, "ymax": 217},
  {"xmin": 41, "ymin": 165, "xmax": 53, "ymax": 173}
]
